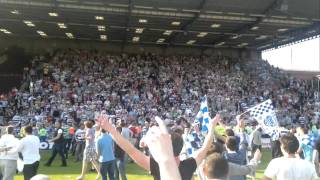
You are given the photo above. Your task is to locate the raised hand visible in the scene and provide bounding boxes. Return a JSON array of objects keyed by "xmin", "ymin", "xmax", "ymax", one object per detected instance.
[
  {"xmin": 144, "ymin": 116, "xmax": 174, "ymax": 163},
  {"xmin": 238, "ymin": 118, "xmax": 245, "ymax": 130},
  {"xmin": 253, "ymin": 149, "xmax": 262, "ymax": 162},
  {"xmin": 96, "ymin": 115, "xmax": 114, "ymax": 132},
  {"xmin": 209, "ymin": 114, "xmax": 221, "ymax": 131},
  {"xmin": 144, "ymin": 116, "xmax": 181, "ymax": 180}
]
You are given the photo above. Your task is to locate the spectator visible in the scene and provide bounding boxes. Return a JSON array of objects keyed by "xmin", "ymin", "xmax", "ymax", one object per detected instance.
[
  {"xmin": 96, "ymin": 128, "xmax": 116, "ymax": 180},
  {"xmin": 18, "ymin": 125, "xmax": 41, "ymax": 180},
  {"xmin": 251, "ymin": 128, "xmax": 262, "ymax": 154},
  {"xmin": 114, "ymin": 127, "xmax": 127, "ymax": 180},
  {"xmin": 0, "ymin": 126, "xmax": 20, "ymax": 180},
  {"xmin": 74, "ymin": 123, "xmax": 86, "ymax": 162},
  {"xmin": 45, "ymin": 122, "xmax": 67, "ymax": 167},
  {"xmin": 38, "ymin": 124, "xmax": 48, "ymax": 142},
  {"xmin": 263, "ymin": 134, "xmax": 317, "ymax": 180},
  {"xmin": 63, "ymin": 124, "xmax": 73, "ymax": 159},
  {"xmin": 77, "ymin": 120, "xmax": 100, "ymax": 180},
  {"xmin": 297, "ymin": 126, "xmax": 313, "ymax": 161},
  {"xmin": 97, "ymin": 114, "xmax": 221, "ymax": 180},
  {"xmin": 202, "ymin": 153, "xmax": 229, "ymax": 180},
  {"xmin": 224, "ymin": 136, "xmax": 247, "ymax": 180},
  {"xmin": 144, "ymin": 116, "xmax": 181, "ymax": 180}
]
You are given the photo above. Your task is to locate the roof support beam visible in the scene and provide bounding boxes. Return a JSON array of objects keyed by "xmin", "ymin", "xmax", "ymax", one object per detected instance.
[
  {"xmin": 211, "ymin": 0, "xmax": 283, "ymax": 46},
  {"xmin": 122, "ymin": 0, "xmax": 132, "ymax": 50},
  {"xmin": 255, "ymin": 22, "xmax": 320, "ymax": 50},
  {"xmin": 167, "ymin": 0, "xmax": 207, "ymax": 45}
]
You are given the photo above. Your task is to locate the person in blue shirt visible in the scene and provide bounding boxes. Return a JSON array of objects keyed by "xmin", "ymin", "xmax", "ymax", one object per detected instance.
[
  {"xmin": 224, "ymin": 136, "xmax": 247, "ymax": 180},
  {"xmin": 224, "ymin": 120, "xmax": 248, "ymax": 180},
  {"xmin": 96, "ymin": 128, "xmax": 115, "ymax": 180}
]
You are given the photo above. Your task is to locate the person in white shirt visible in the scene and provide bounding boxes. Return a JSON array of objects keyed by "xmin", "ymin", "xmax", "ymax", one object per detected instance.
[
  {"xmin": 0, "ymin": 126, "xmax": 20, "ymax": 180},
  {"xmin": 30, "ymin": 174, "xmax": 50, "ymax": 180},
  {"xmin": 18, "ymin": 125, "xmax": 41, "ymax": 180},
  {"xmin": 264, "ymin": 134, "xmax": 318, "ymax": 180}
]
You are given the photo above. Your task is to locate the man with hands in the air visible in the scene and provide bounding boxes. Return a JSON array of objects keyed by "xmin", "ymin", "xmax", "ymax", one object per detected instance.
[
  {"xmin": 97, "ymin": 114, "xmax": 222, "ymax": 180},
  {"xmin": 143, "ymin": 116, "xmax": 181, "ymax": 180}
]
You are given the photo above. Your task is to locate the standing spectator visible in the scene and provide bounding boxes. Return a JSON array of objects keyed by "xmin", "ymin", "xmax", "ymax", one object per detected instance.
[
  {"xmin": 0, "ymin": 126, "xmax": 20, "ymax": 180},
  {"xmin": 271, "ymin": 138, "xmax": 283, "ymax": 159},
  {"xmin": 38, "ymin": 124, "xmax": 47, "ymax": 142},
  {"xmin": 45, "ymin": 122, "xmax": 67, "ymax": 167},
  {"xmin": 18, "ymin": 125, "xmax": 41, "ymax": 180},
  {"xmin": 251, "ymin": 127, "xmax": 262, "ymax": 154},
  {"xmin": 224, "ymin": 120, "xmax": 248, "ymax": 180},
  {"xmin": 77, "ymin": 120, "xmax": 100, "ymax": 180},
  {"xmin": 120, "ymin": 121, "xmax": 133, "ymax": 162},
  {"xmin": 96, "ymin": 128, "xmax": 116, "ymax": 180},
  {"xmin": 63, "ymin": 124, "xmax": 73, "ymax": 159},
  {"xmin": 297, "ymin": 126, "xmax": 314, "ymax": 162},
  {"xmin": 74, "ymin": 123, "xmax": 86, "ymax": 162},
  {"xmin": 202, "ymin": 153, "xmax": 229, "ymax": 180},
  {"xmin": 97, "ymin": 114, "xmax": 221, "ymax": 180},
  {"xmin": 224, "ymin": 136, "xmax": 247, "ymax": 180},
  {"xmin": 120, "ymin": 121, "xmax": 133, "ymax": 141},
  {"xmin": 264, "ymin": 134, "xmax": 317, "ymax": 180},
  {"xmin": 115, "ymin": 127, "xmax": 127, "ymax": 180}
]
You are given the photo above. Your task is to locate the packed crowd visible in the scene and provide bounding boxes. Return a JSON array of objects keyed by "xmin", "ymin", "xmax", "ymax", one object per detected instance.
[
  {"xmin": 0, "ymin": 49, "xmax": 319, "ymax": 129},
  {"xmin": 0, "ymin": 49, "xmax": 319, "ymax": 180}
]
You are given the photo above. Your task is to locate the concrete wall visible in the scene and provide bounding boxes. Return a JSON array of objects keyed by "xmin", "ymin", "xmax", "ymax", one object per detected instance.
[{"xmin": 0, "ymin": 36, "xmax": 260, "ymax": 59}]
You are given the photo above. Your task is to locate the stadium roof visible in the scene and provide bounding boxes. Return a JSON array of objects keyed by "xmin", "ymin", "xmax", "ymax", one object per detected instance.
[{"xmin": 0, "ymin": 0, "xmax": 319, "ymax": 50}]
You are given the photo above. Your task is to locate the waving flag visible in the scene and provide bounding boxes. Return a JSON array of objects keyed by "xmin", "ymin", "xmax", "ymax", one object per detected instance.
[
  {"xmin": 194, "ymin": 96, "xmax": 211, "ymax": 132},
  {"xmin": 247, "ymin": 99, "xmax": 279, "ymax": 136},
  {"xmin": 185, "ymin": 132, "xmax": 202, "ymax": 156}
]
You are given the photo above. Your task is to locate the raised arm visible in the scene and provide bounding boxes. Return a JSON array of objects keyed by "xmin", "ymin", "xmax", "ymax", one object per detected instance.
[
  {"xmin": 193, "ymin": 114, "xmax": 221, "ymax": 165},
  {"xmin": 144, "ymin": 116, "xmax": 181, "ymax": 180},
  {"xmin": 97, "ymin": 116, "xmax": 150, "ymax": 171},
  {"xmin": 229, "ymin": 149, "xmax": 262, "ymax": 176}
]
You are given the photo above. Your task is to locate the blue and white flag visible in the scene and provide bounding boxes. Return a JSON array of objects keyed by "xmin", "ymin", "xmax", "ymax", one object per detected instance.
[
  {"xmin": 185, "ymin": 132, "xmax": 202, "ymax": 156},
  {"xmin": 301, "ymin": 134, "xmax": 316, "ymax": 147},
  {"xmin": 248, "ymin": 99, "xmax": 279, "ymax": 136},
  {"xmin": 194, "ymin": 96, "xmax": 211, "ymax": 132}
]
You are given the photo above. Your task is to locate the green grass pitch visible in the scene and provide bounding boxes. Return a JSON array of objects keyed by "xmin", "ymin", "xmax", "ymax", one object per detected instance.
[{"xmin": 15, "ymin": 149, "xmax": 272, "ymax": 180}]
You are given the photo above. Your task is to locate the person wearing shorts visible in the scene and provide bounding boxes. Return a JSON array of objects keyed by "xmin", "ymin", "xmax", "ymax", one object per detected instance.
[{"xmin": 77, "ymin": 120, "xmax": 101, "ymax": 180}]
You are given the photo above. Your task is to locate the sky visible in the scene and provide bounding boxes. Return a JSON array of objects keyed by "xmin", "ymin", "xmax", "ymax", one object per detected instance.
[{"xmin": 262, "ymin": 36, "xmax": 320, "ymax": 71}]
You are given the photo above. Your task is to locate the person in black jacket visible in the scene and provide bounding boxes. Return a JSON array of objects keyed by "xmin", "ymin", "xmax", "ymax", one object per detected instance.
[{"xmin": 45, "ymin": 121, "xmax": 67, "ymax": 166}]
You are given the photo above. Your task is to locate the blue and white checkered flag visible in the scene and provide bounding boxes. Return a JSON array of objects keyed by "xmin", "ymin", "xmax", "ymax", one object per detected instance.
[
  {"xmin": 185, "ymin": 132, "xmax": 202, "ymax": 156},
  {"xmin": 194, "ymin": 96, "xmax": 211, "ymax": 132},
  {"xmin": 302, "ymin": 135, "xmax": 315, "ymax": 147},
  {"xmin": 248, "ymin": 99, "xmax": 279, "ymax": 136}
]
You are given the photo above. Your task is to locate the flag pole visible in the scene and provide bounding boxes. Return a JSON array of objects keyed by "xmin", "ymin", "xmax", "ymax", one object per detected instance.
[{"xmin": 238, "ymin": 110, "xmax": 250, "ymax": 117}]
